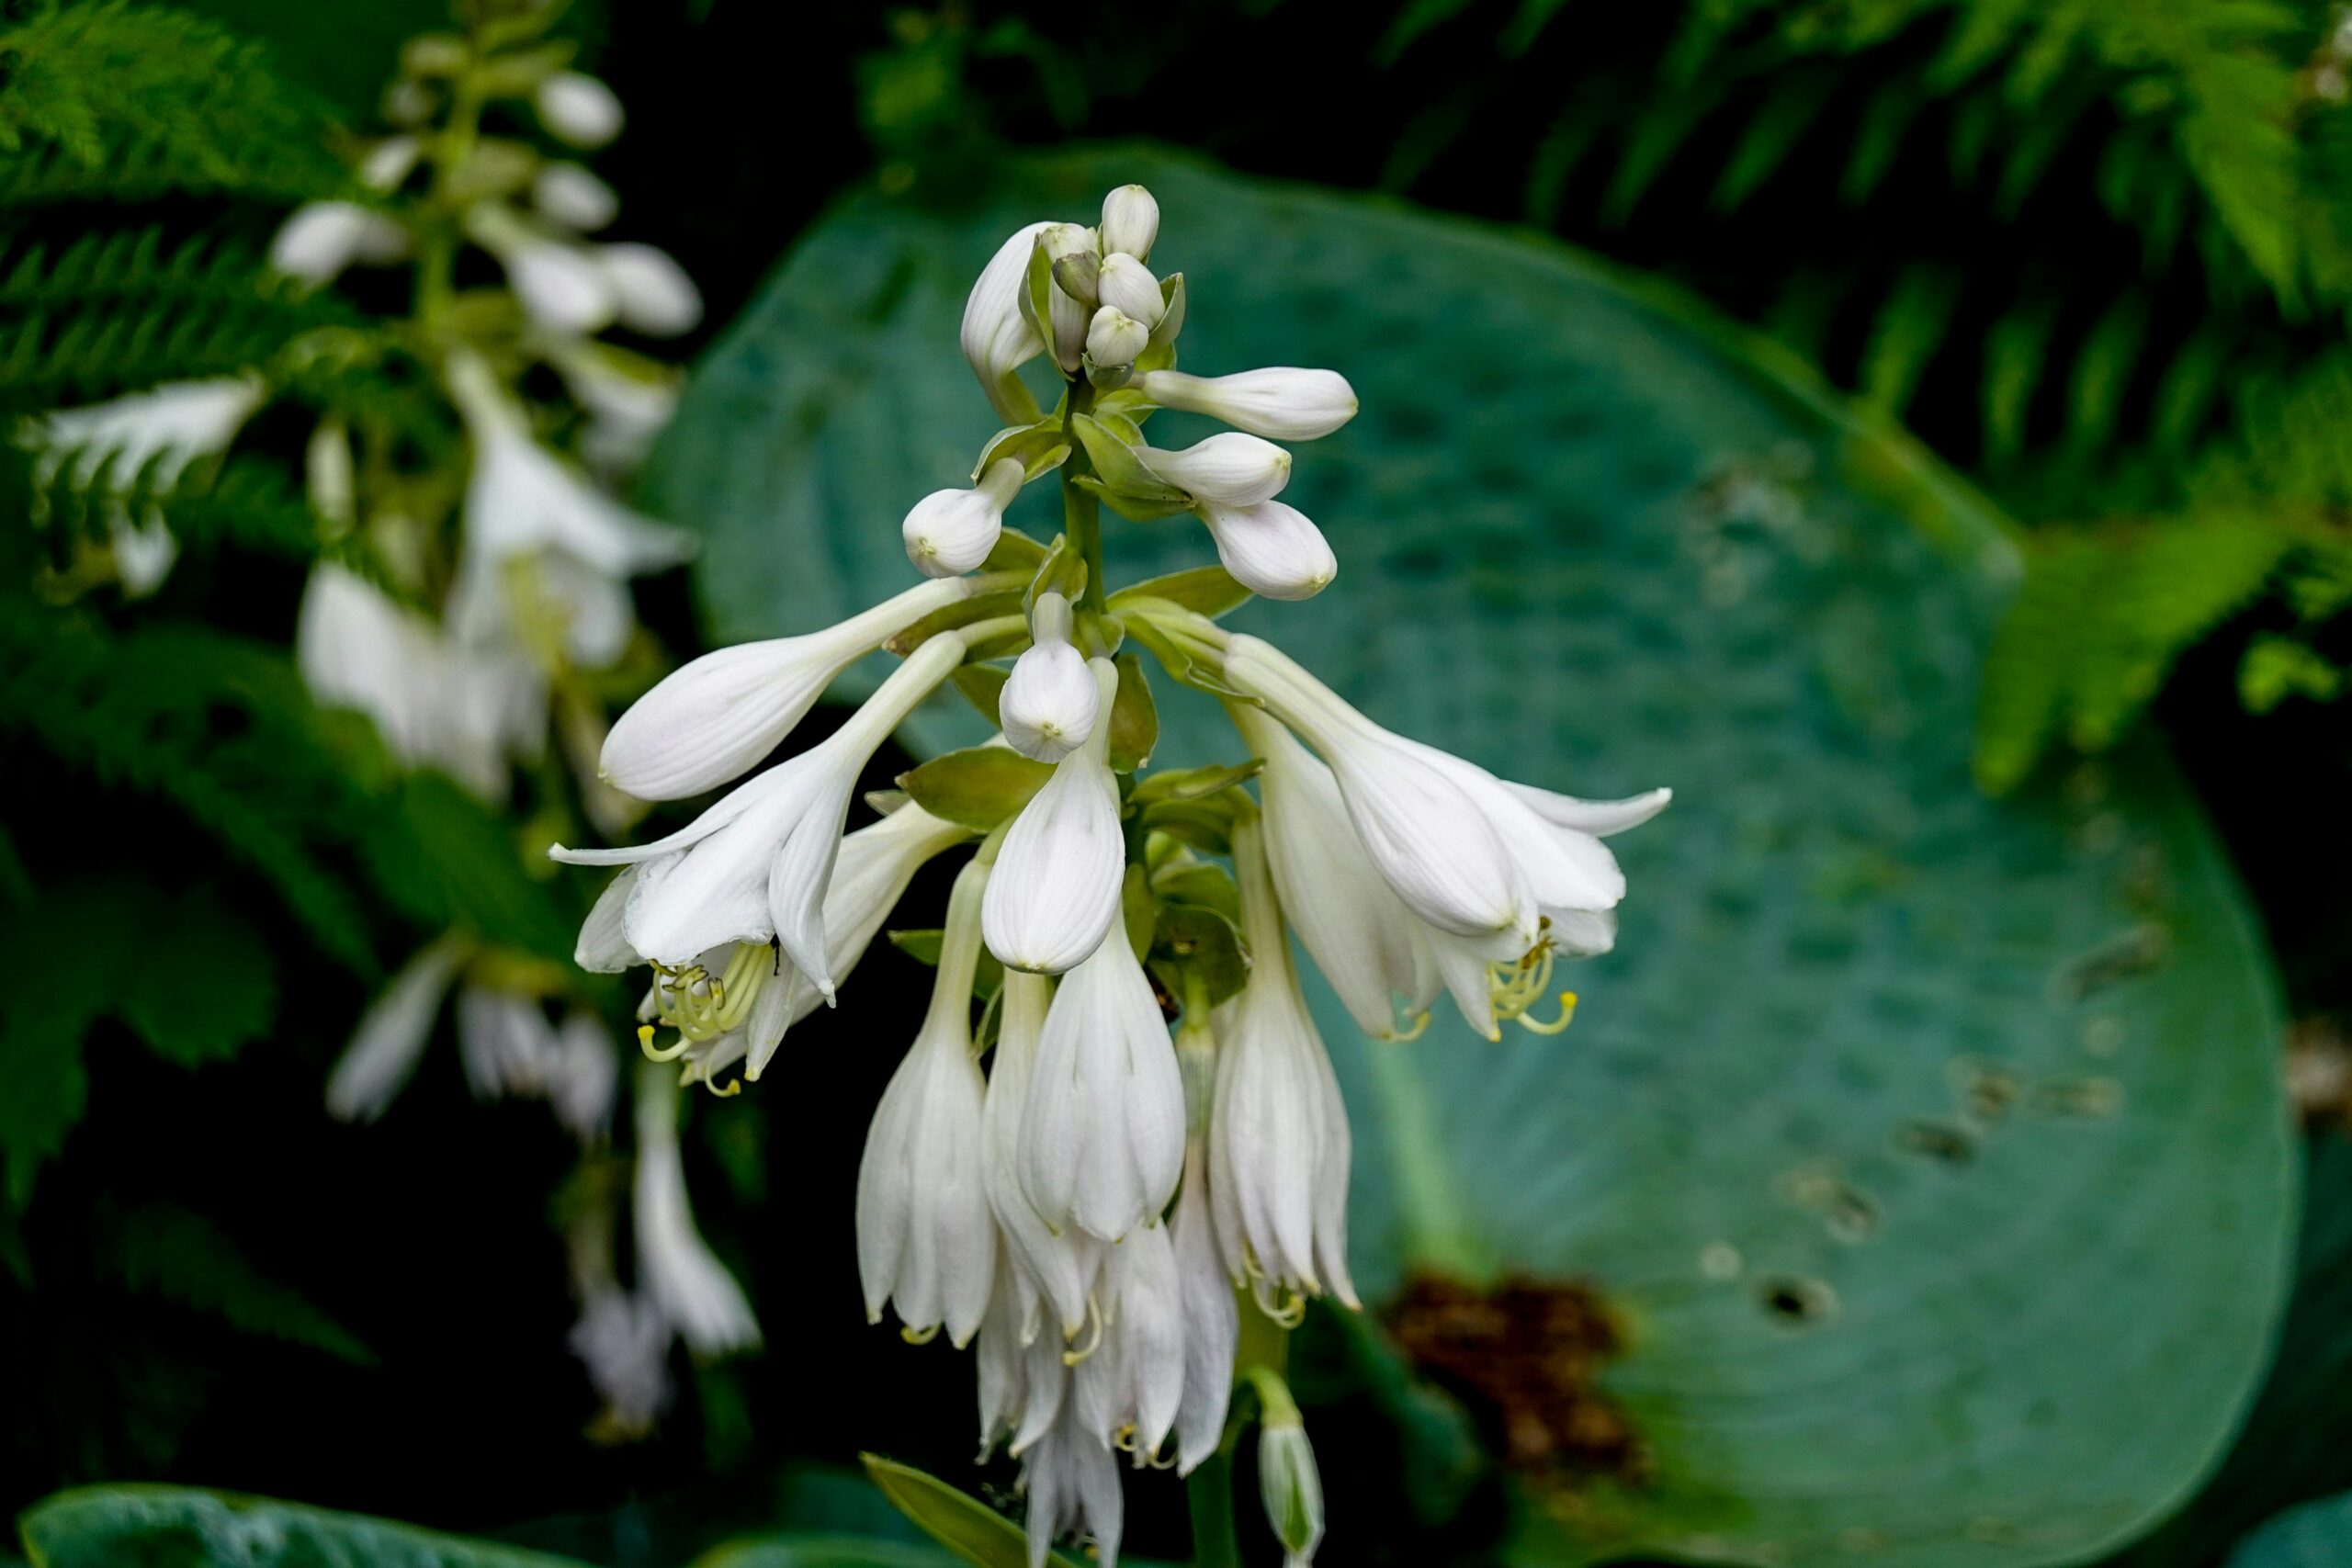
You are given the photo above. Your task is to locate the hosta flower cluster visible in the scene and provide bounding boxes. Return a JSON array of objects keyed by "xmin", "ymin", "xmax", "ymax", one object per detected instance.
[{"xmin": 571, "ymin": 183, "xmax": 1668, "ymax": 1562}]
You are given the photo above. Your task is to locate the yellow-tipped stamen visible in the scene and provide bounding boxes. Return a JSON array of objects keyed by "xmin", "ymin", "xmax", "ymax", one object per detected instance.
[
  {"xmin": 1062, "ymin": 1293, "xmax": 1107, "ymax": 1366},
  {"xmin": 637, "ymin": 1023, "xmax": 695, "ymax": 1063},
  {"xmin": 1486, "ymin": 917, "xmax": 1579, "ymax": 1032},
  {"xmin": 1391, "ymin": 1009, "xmax": 1432, "ymax": 1043},
  {"xmin": 901, "ymin": 1324, "xmax": 941, "ymax": 1346},
  {"xmin": 1517, "ymin": 990, "xmax": 1578, "ymax": 1036}
]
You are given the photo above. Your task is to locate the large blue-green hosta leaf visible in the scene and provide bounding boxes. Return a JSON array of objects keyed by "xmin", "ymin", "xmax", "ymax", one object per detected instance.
[
  {"xmin": 17, "ymin": 1486, "xmax": 592, "ymax": 1568},
  {"xmin": 643, "ymin": 145, "xmax": 2294, "ymax": 1568}
]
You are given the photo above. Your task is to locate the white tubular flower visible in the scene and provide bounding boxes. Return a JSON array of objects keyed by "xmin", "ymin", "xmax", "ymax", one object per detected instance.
[
  {"xmin": 1021, "ymin": 1402, "xmax": 1125, "ymax": 1568},
  {"xmin": 469, "ymin": 206, "xmax": 616, "ymax": 334},
  {"xmin": 1086, "ymin": 308, "xmax": 1150, "ymax": 370},
  {"xmin": 1017, "ymin": 922, "xmax": 1185, "ymax": 1242},
  {"xmin": 984, "ymin": 658, "xmax": 1124, "ymax": 974},
  {"xmin": 1171, "ymin": 1139, "xmax": 1237, "ymax": 1475},
  {"xmin": 602, "ymin": 577, "xmax": 975, "ymax": 799},
  {"xmin": 978, "ymin": 1247, "xmax": 1074, "ymax": 1460},
  {"xmin": 570, "ymin": 1285, "xmax": 671, "ymax": 1435},
  {"xmin": 108, "ymin": 514, "xmax": 178, "ymax": 597},
  {"xmin": 551, "ymin": 635, "xmax": 965, "ymax": 992},
  {"xmin": 962, "ymin": 220, "xmax": 1053, "ymax": 423},
  {"xmin": 1197, "ymin": 500, "xmax": 1336, "ymax": 603},
  {"xmin": 1095, "ymin": 254, "xmax": 1163, "ymax": 328},
  {"xmin": 537, "ymin": 70, "xmax": 625, "ymax": 148},
  {"xmin": 1071, "ymin": 1220, "xmax": 1185, "ymax": 1463},
  {"xmin": 268, "ymin": 201, "xmax": 410, "ymax": 285},
  {"xmin": 598, "ymin": 242, "xmax": 703, "ymax": 337},
  {"xmin": 456, "ymin": 985, "xmax": 559, "ymax": 1100},
  {"xmin": 1211, "ymin": 818, "xmax": 1357, "ymax": 1314},
  {"xmin": 1100, "ymin": 185, "xmax": 1159, "ymax": 262},
  {"xmin": 548, "ymin": 1010, "xmax": 621, "ymax": 1142},
  {"xmin": 857, "ymin": 858, "xmax": 997, "ymax": 1348},
  {"xmin": 297, "ymin": 562, "xmax": 445, "ymax": 763},
  {"xmin": 1000, "ymin": 592, "xmax": 1100, "ymax": 763},
  {"xmin": 1133, "ymin": 368, "xmax": 1359, "ymax": 442},
  {"xmin": 324, "ymin": 937, "xmax": 465, "ymax": 1122},
  {"xmin": 1222, "ymin": 635, "xmax": 1532, "ymax": 954},
  {"xmin": 548, "ymin": 345, "xmax": 680, "ymax": 475},
  {"xmin": 34, "ymin": 377, "xmax": 264, "ymax": 491},
  {"xmin": 1258, "ymin": 1410, "xmax": 1327, "ymax": 1568},
  {"xmin": 985, "ymin": 971, "xmax": 1102, "ymax": 1340},
  {"xmin": 358, "ymin": 134, "xmax": 421, "ymax": 191},
  {"xmin": 1137, "ymin": 433, "xmax": 1291, "ymax": 508},
  {"xmin": 634, "ymin": 1068, "xmax": 761, "ymax": 1355},
  {"xmin": 1230, "ymin": 705, "xmax": 1434, "ymax": 1040},
  {"xmin": 903, "ymin": 457, "xmax": 1023, "ymax": 579},
  {"xmin": 534, "ymin": 162, "xmax": 619, "ymax": 231}
]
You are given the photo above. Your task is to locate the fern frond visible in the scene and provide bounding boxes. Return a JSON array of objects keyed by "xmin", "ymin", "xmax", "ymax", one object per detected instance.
[{"xmin": 108, "ymin": 1203, "xmax": 374, "ymax": 1365}]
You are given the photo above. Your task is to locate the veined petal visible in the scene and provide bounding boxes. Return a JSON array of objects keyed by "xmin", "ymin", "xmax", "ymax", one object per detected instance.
[
  {"xmin": 962, "ymin": 221, "xmax": 1054, "ymax": 423},
  {"xmin": 1138, "ymin": 432, "xmax": 1291, "ymax": 507},
  {"xmin": 1196, "ymin": 500, "xmax": 1335, "ymax": 602},
  {"xmin": 1504, "ymin": 783, "xmax": 1674, "ymax": 837},
  {"xmin": 984, "ymin": 659, "xmax": 1125, "ymax": 974},
  {"xmin": 986, "ymin": 971, "xmax": 1102, "ymax": 1338},
  {"xmin": 1172, "ymin": 1141, "xmax": 1238, "ymax": 1473},
  {"xmin": 635, "ymin": 1069, "xmax": 761, "ymax": 1354},
  {"xmin": 1132, "ymin": 367, "xmax": 1357, "ymax": 441}
]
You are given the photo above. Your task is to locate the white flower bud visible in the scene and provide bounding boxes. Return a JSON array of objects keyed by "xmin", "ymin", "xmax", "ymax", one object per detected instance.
[
  {"xmin": 1085, "ymin": 307, "xmax": 1149, "ymax": 369},
  {"xmin": 1134, "ymin": 367, "xmax": 1359, "ymax": 441},
  {"xmin": 537, "ymin": 71, "xmax": 625, "ymax": 148},
  {"xmin": 903, "ymin": 457, "xmax": 1023, "ymax": 578},
  {"xmin": 1258, "ymin": 1416, "xmax": 1326, "ymax": 1567},
  {"xmin": 534, "ymin": 161, "xmax": 618, "ymax": 231},
  {"xmin": 1138, "ymin": 432, "xmax": 1291, "ymax": 507},
  {"xmin": 1095, "ymin": 254, "xmax": 1163, "ymax": 328},
  {"xmin": 269, "ymin": 202, "xmax": 409, "ymax": 286},
  {"xmin": 1101, "ymin": 184, "xmax": 1160, "ymax": 262},
  {"xmin": 1000, "ymin": 592, "xmax": 1100, "ymax": 762},
  {"xmin": 983, "ymin": 660, "xmax": 1125, "ymax": 974},
  {"xmin": 963, "ymin": 221, "xmax": 1054, "ymax": 422},
  {"xmin": 597, "ymin": 243, "xmax": 702, "ymax": 336},
  {"xmin": 1197, "ymin": 499, "xmax": 1336, "ymax": 602},
  {"xmin": 469, "ymin": 207, "xmax": 616, "ymax": 334},
  {"xmin": 358, "ymin": 135, "xmax": 422, "ymax": 192}
]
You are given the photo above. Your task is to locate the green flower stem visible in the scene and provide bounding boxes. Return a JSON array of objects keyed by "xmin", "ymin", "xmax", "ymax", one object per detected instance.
[
  {"xmin": 1185, "ymin": 1448, "xmax": 1245, "ymax": 1568},
  {"xmin": 1059, "ymin": 378, "xmax": 1110, "ymax": 629}
]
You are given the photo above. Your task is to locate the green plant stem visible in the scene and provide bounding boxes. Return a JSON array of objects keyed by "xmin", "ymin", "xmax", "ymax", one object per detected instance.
[
  {"xmin": 1059, "ymin": 378, "xmax": 1109, "ymax": 626},
  {"xmin": 1186, "ymin": 1448, "xmax": 1245, "ymax": 1568}
]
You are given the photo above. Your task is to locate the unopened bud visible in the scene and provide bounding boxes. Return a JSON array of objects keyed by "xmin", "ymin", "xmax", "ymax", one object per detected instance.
[
  {"xmin": 597, "ymin": 243, "xmax": 702, "ymax": 336},
  {"xmin": 537, "ymin": 72, "xmax": 625, "ymax": 149},
  {"xmin": 1000, "ymin": 592, "xmax": 1100, "ymax": 762},
  {"xmin": 1138, "ymin": 432, "xmax": 1291, "ymax": 507},
  {"xmin": 1258, "ymin": 1416, "xmax": 1325, "ymax": 1567},
  {"xmin": 1085, "ymin": 307, "xmax": 1149, "ymax": 370},
  {"xmin": 1198, "ymin": 499, "xmax": 1336, "ymax": 602},
  {"xmin": 903, "ymin": 458, "xmax": 1023, "ymax": 578},
  {"xmin": 1096, "ymin": 254, "xmax": 1163, "ymax": 328},
  {"xmin": 535, "ymin": 162, "xmax": 619, "ymax": 231},
  {"xmin": 1134, "ymin": 367, "xmax": 1359, "ymax": 442},
  {"xmin": 1101, "ymin": 185, "xmax": 1160, "ymax": 262}
]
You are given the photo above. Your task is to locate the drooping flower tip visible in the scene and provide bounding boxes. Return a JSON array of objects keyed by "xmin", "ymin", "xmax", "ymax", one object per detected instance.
[
  {"xmin": 1135, "ymin": 367, "xmax": 1359, "ymax": 442},
  {"xmin": 1000, "ymin": 592, "xmax": 1100, "ymax": 762},
  {"xmin": 270, "ymin": 201, "xmax": 409, "ymax": 287},
  {"xmin": 1142, "ymin": 431, "xmax": 1293, "ymax": 508},
  {"xmin": 1199, "ymin": 499, "xmax": 1336, "ymax": 603},
  {"xmin": 904, "ymin": 457, "xmax": 1023, "ymax": 579},
  {"xmin": 963, "ymin": 220, "xmax": 1055, "ymax": 423},
  {"xmin": 982, "ymin": 659, "xmax": 1125, "ymax": 976},
  {"xmin": 599, "ymin": 243, "xmax": 702, "ymax": 337}
]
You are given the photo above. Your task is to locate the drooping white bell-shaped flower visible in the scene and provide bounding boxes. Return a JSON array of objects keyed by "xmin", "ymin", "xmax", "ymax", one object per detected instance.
[
  {"xmin": 548, "ymin": 1010, "xmax": 621, "ymax": 1142},
  {"xmin": 984, "ymin": 971, "xmax": 1102, "ymax": 1341},
  {"xmin": 1021, "ymin": 1400, "xmax": 1125, "ymax": 1568},
  {"xmin": 534, "ymin": 161, "xmax": 619, "ymax": 231},
  {"xmin": 269, "ymin": 201, "xmax": 410, "ymax": 285},
  {"xmin": 536, "ymin": 70, "xmax": 625, "ymax": 148},
  {"xmin": 324, "ymin": 936, "xmax": 466, "ymax": 1122},
  {"xmin": 633, "ymin": 1066, "xmax": 761, "ymax": 1355},
  {"xmin": 298, "ymin": 562, "xmax": 445, "ymax": 761},
  {"xmin": 468, "ymin": 205, "xmax": 615, "ymax": 334},
  {"xmin": 456, "ymin": 984, "xmax": 560, "ymax": 1100},
  {"xmin": 903, "ymin": 457, "xmax": 1024, "ymax": 579},
  {"xmin": 1100, "ymin": 185, "xmax": 1160, "ymax": 263},
  {"xmin": 597, "ymin": 242, "xmax": 702, "ymax": 336},
  {"xmin": 601, "ymin": 577, "xmax": 976, "ymax": 799},
  {"xmin": 978, "ymin": 1245, "xmax": 1074, "ymax": 1460},
  {"xmin": 1085, "ymin": 307, "xmax": 1150, "ymax": 370},
  {"xmin": 1000, "ymin": 592, "xmax": 1100, "ymax": 763},
  {"xmin": 569, "ymin": 1284, "xmax": 671, "ymax": 1435},
  {"xmin": 962, "ymin": 220, "xmax": 1054, "ymax": 423},
  {"xmin": 1133, "ymin": 367, "xmax": 1358, "ymax": 441},
  {"xmin": 1171, "ymin": 1137, "xmax": 1236, "ymax": 1475},
  {"xmin": 1137, "ymin": 432, "xmax": 1291, "ymax": 508},
  {"xmin": 551, "ymin": 634, "xmax": 965, "ymax": 991},
  {"xmin": 1017, "ymin": 921, "xmax": 1185, "ymax": 1242},
  {"xmin": 984, "ymin": 658, "xmax": 1124, "ymax": 974},
  {"xmin": 1070, "ymin": 1219, "xmax": 1185, "ymax": 1461},
  {"xmin": 1197, "ymin": 499, "xmax": 1336, "ymax": 602},
  {"xmin": 857, "ymin": 857, "xmax": 997, "ymax": 1348},
  {"xmin": 1210, "ymin": 818, "xmax": 1357, "ymax": 1314},
  {"xmin": 548, "ymin": 344, "xmax": 680, "ymax": 475},
  {"xmin": 1095, "ymin": 254, "xmax": 1163, "ymax": 328}
]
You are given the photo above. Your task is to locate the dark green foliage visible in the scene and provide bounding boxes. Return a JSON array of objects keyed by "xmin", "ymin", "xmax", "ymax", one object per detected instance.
[
  {"xmin": 17, "ymin": 1486, "xmax": 596, "ymax": 1568},
  {"xmin": 106, "ymin": 1203, "xmax": 374, "ymax": 1365}
]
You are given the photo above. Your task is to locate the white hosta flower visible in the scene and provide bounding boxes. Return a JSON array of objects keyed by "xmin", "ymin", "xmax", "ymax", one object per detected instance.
[
  {"xmin": 1018, "ymin": 923, "xmax": 1185, "ymax": 1242},
  {"xmin": 984, "ymin": 658, "xmax": 1124, "ymax": 974},
  {"xmin": 324, "ymin": 937, "xmax": 465, "ymax": 1122},
  {"xmin": 1085, "ymin": 308, "xmax": 1149, "ymax": 370},
  {"xmin": 1100, "ymin": 185, "xmax": 1159, "ymax": 263},
  {"xmin": 1230, "ymin": 704, "xmax": 1434, "ymax": 1040},
  {"xmin": 1094, "ymin": 254, "xmax": 1162, "ymax": 328},
  {"xmin": 552, "ymin": 635, "xmax": 965, "ymax": 993},
  {"xmin": 1172, "ymin": 1137, "xmax": 1237, "ymax": 1474},
  {"xmin": 537, "ymin": 70, "xmax": 625, "ymax": 148},
  {"xmin": 534, "ymin": 161, "xmax": 619, "ymax": 231},
  {"xmin": 1071, "ymin": 1220, "xmax": 1184, "ymax": 1462},
  {"xmin": 985, "ymin": 971, "xmax": 1102, "ymax": 1342},
  {"xmin": 1000, "ymin": 592, "xmax": 1099, "ymax": 763},
  {"xmin": 570, "ymin": 1285, "xmax": 671, "ymax": 1435},
  {"xmin": 34, "ymin": 377, "xmax": 263, "ymax": 491},
  {"xmin": 903, "ymin": 457, "xmax": 1023, "ymax": 579},
  {"xmin": 358, "ymin": 134, "xmax": 422, "ymax": 191},
  {"xmin": 1137, "ymin": 433, "xmax": 1291, "ymax": 508},
  {"xmin": 857, "ymin": 858, "xmax": 997, "ymax": 1348},
  {"xmin": 978, "ymin": 1248, "xmax": 1074, "ymax": 1459},
  {"xmin": 597, "ymin": 242, "xmax": 702, "ymax": 337},
  {"xmin": 457, "ymin": 985, "xmax": 560, "ymax": 1100},
  {"xmin": 603, "ymin": 577, "xmax": 974, "ymax": 799},
  {"xmin": 1021, "ymin": 1402, "xmax": 1125, "ymax": 1568},
  {"xmin": 268, "ymin": 201, "xmax": 409, "ymax": 285},
  {"xmin": 298, "ymin": 562, "xmax": 450, "ymax": 761},
  {"xmin": 549, "ymin": 345, "xmax": 680, "ymax": 475},
  {"xmin": 1133, "ymin": 368, "xmax": 1358, "ymax": 442},
  {"xmin": 634, "ymin": 1070, "xmax": 761, "ymax": 1355},
  {"xmin": 548, "ymin": 1010, "xmax": 621, "ymax": 1142},
  {"xmin": 107, "ymin": 514, "xmax": 178, "ymax": 596},
  {"xmin": 1212, "ymin": 819, "xmax": 1357, "ymax": 1314},
  {"xmin": 962, "ymin": 220, "xmax": 1053, "ymax": 423},
  {"xmin": 1197, "ymin": 500, "xmax": 1335, "ymax": 602},
  {"xmin": 1258, "ymin": 1414, "xmax": 1327, "ymax": 1568},
  {"xmin": 469, "ymin": 206, "xmax": 615, "ymax": 334}
]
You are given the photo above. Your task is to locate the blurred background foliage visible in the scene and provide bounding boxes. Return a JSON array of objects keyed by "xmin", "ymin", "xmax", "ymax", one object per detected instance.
[{"xmin": 6, "ymin": 0, "xmax": 2352, "ymax": 1565}]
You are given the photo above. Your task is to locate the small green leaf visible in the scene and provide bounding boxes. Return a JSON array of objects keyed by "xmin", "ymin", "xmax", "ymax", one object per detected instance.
[
  {"xmin": 950, "ymin": 664, "xmax": 1008, "ymax": 728},
  {"xmin": 1109, "ymin": 564, "xmax": 1250, "ymax": 620},
  {"xmin": 971, "ymin": 421, "xmax": 1069, "ymax": 485},
  {"xmin": 897, "ymin": 747, "xmax": 1053, "ymax": 832},
  {"xmin": 1069, "ymin": 412, "xmax": 1189, "ymax": 516},
  {"xmin": 117, "ymin": 894, "xmax": 276, "ymax": 1066},
  {"xmin": 1151, "ymin": 858, "xmax": 1241, "ymax": 926},
  {"xmin": 1151, "ymin": 902, "xmax": 1251, "ymax": 1007},
  {"xmin": 1129, "ymin": 759, "xmax": 1262, "ymax": 808},
  {"xmin": 978, "ymin": 527, "xmax": 1050, "ymax": 574},
  {"xmin": 860, "ymin": 1455, "xmax": 1080, "ymax": 1568},
  {"xmin": 1023, "ymin": 535, "xmax": 1087, "ymax": 611},
  {"xmin": 1137, "ymin": 797, "xmax": 1237, "ymax": 857},
  {"xmin": 885, "ymin": 591, "xmax": 1027, "ymax": 656},
  {"xmin": 1107, "ymin": 654, "xmax": 1158, "ymax": 773}
]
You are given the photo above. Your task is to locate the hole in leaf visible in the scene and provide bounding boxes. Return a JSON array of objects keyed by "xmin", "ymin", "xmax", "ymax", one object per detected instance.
[{"xmin": 1755, "ymin": 1276, "xmax": 1838, "ymax": 1327}]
